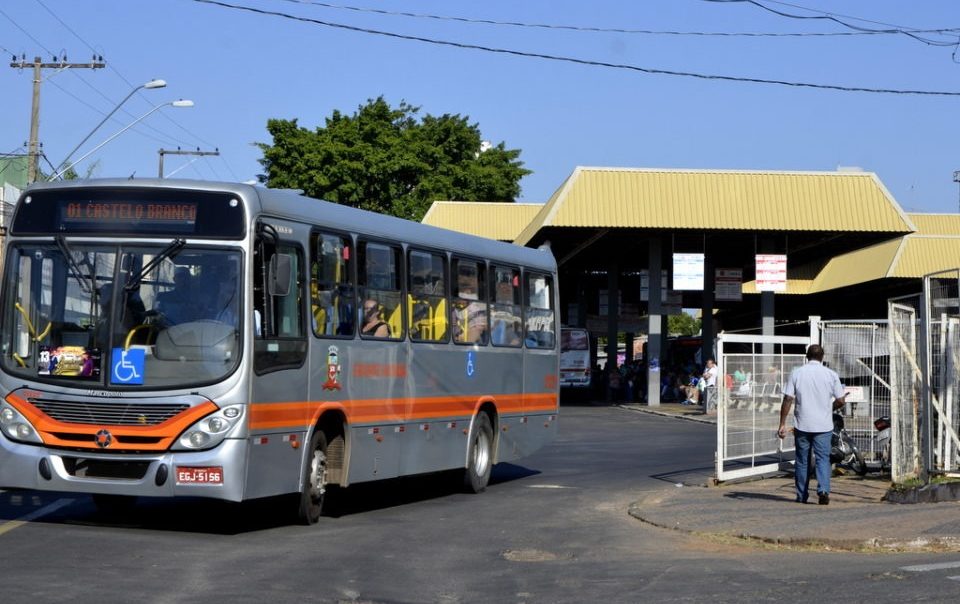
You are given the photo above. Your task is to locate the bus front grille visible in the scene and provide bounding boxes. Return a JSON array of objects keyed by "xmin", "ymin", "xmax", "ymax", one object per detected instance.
[{"xmin": 31, "ymin": 399, "xmax": 190, "ymax": 426}]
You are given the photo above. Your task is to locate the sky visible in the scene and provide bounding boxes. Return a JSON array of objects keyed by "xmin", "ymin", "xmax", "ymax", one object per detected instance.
[{"xmin": 3, "ymin": 0, "xmax": 960, "ymax": 213}]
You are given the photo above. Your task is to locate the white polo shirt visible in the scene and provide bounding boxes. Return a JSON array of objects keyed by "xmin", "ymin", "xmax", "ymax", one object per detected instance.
[{"xmin": 783, "ymin": 360, "xmax": 844, "ymax": 433}]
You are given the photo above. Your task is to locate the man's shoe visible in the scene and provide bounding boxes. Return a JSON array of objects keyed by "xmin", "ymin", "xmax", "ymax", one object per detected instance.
[{"xmin": 818, "ymin": 493, "xmax": 830, "ymax": 505}]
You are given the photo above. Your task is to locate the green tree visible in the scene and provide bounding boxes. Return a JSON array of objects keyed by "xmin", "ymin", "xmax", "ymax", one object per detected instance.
[
  {"xmin": 257, "ymin": 97, "xmax": 531, "ymax": 220},
  {"xmin": 668, "ymin": 313, "xmax": 701, "ymax": 337}
]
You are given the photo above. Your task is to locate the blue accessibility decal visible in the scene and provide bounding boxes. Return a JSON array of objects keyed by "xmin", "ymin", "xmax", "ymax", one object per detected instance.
[
  {"xmin": 111, "ymin": 348, "xmax": 145, "ymax": 385},
  {"xmin": 466, "ymin": 351, "xmax": 476, "ymax": 378}
]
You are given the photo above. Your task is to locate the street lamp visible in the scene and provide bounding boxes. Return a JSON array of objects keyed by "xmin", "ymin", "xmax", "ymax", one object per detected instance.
[
  {"xmin": 51, "ymin": 99, "xmax": 193, "ymax": 180},
  {"xmin": 50, "ymin": 78, "xmax": 166, "ymax": 180}
]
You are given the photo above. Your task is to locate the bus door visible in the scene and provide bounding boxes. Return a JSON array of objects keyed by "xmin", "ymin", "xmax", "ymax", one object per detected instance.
[{"xmin": 246, "ymin": 222, "xmax": 310, "ymax": 499}]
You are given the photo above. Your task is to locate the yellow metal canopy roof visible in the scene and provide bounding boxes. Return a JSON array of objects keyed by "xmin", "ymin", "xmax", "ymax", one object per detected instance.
[
  {"xmin": 421, "ymin": 201, "xmax": 544, "ymax": 241},
  {"xmin": 753, "ymin": 212, "xmax": 960, "ymax": 294},
  {"xmin": 515, "ymin": 167, "xmax": 915, "ymax": 245}
]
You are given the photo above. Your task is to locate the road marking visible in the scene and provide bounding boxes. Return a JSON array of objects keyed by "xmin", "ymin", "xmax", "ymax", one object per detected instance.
[
  {"xmin": 949, "ymin": 576, "xmax": 960, "ymax": 582},
  {"xmin": 0, "ymin": 498, "xmax": 74, "ymax": 536},
  {"xmin": 526, "ymin": 484, "xmax": 575, "ymax": 489},
  {"xmin": 900, "ymin": 561, "xmax": 960, "ymax": 572}
]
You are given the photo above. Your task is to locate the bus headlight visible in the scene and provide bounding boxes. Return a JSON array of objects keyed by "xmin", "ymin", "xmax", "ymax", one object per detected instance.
[
  {"xmin": 173, "ymin": 405, "xmax": 244, "ymax": 451},
  {"xmin": 0, "ymin": 401, "xmax": 42, "ymax": 444}
]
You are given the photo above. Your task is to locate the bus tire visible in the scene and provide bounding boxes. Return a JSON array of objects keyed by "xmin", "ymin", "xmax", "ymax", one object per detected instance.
[
  {"xmin": 297, "ymin": 429, "xmax": 330, "ymax": 525},
  {"xmin": 463, "ymin": 412, "xmax": 494, "ymax": 493}
]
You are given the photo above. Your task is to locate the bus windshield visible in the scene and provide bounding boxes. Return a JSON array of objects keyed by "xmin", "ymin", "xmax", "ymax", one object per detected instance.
[{"xmin": 1, "ymin": 242, "xmax": 242, "ymax": 388}]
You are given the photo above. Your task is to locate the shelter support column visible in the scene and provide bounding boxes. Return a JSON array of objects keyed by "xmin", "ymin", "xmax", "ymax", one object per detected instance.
[
  {"xmin": 605, "ymin": 261, "xmax": 620, "ymax": 402},
  {"xmin": 701, "ymin": 252, "xmax": 715, "ymax": 363},
  {"xmin": 647, "ymin": 238, "xmax": 663, "ymax": 406},
  {"xmin": 760, "ymin": 237, "xmax": 775, "ymax": 355}
]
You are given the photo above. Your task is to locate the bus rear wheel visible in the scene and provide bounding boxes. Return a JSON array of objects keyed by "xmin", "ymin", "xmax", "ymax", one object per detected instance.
[
  {"xmin": 463, "ymin": 413, "xmax": 493, "ymax": 493},
  {"xmin": 297, "ymin": 429, "xmax": 330, "ymax": 525}
]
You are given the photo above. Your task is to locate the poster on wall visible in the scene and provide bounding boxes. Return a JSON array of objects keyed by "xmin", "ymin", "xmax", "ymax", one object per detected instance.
[
  {"xmin": 755, "ymin": 254, "xmax": 787, "ymax": 292},
  {"xmin": 715, "ymin": 268, "xmax": 743, "ymax": 301},
  {"xmin": 672, "ymin": 253, "xmax": 704, "ymax": 291}
]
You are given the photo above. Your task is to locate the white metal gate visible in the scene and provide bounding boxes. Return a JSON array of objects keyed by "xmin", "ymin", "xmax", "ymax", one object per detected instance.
[{"xmin": 715, "ymin": 334, "xmax": 810, "ymax": 482}]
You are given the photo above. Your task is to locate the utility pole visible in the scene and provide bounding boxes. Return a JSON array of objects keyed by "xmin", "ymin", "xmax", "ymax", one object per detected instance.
[
  {"xmin": 9, "ymin": 54, "xmax": 106, "ymax": 183},
  {"xmin": 158, "ymin": 147, "xmax": 220, "ymax": 178}
]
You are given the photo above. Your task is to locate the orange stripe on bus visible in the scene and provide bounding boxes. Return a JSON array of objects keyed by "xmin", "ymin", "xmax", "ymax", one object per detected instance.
[
  {"xmin": 248, "ymin": 393, "xmax": 558, "ymax": 431},
  {"xmin": 5, "ymin": 392, "xmax": 218, "ymax": 452}
]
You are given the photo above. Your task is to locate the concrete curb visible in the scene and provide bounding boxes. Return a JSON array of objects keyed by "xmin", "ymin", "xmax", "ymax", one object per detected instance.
[
  {"xmin": 627, "ymin": 499, "xmax": 960, "ymax": 553},
  {"xmin": 617, "ymin": 404, "xmax": 717, "ymax": 425}
]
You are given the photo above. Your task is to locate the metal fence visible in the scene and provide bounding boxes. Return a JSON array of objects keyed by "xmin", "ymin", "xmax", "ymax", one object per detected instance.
[
  {"xmin": 926, "ymin": 270, "xmax": 960, "ymax": 475},
  {"xmin": 820, "ymin": 320, "xmax": 890, "ymax": 463},
  {"xmin": 715, "ymin": 334, "xmax": 810, "ymax": 482},
  {"xmin": 888, "ymin": 295, "xmax": 923, "ymax": 483}
]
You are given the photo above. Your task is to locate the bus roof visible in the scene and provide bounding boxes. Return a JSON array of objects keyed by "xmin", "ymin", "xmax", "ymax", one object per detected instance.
[{"xmin": 20, "ymin": 178, "xmax": 556, "ymax": 273}]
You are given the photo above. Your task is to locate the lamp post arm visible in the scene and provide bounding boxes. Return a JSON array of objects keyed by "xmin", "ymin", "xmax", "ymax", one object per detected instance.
[
  {"xmin": 52, "ymin": 85, "xmax": 143, "ymax": 179},
  {"xmin": 51, "ymin": 102, "xmax": 170, "ymax": 181}
]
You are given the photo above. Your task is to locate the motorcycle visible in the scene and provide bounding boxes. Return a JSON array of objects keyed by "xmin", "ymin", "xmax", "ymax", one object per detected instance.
[
  {"xmin": 831, "ymin": 412, "xmax": 868, "ymax": 476},
  {"xmin": 874, "ymin": 415, "xmax": 891, "ymax": 473}
]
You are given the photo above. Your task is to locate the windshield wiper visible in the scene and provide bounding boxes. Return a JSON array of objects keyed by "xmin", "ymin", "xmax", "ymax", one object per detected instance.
[
  {"xmin": 125, "ymin": 238, "xmax": 186, "ymax": 291},
  {"xmin": 55, "ymin": 235, "xmax": 93, "ymax": 294}
]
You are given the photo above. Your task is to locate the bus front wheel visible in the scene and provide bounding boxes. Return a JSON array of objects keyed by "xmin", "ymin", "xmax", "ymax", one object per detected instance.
[
  {"xmin": 297, "ymin": 429, "xmax": 330, "ymax": 525},
  {"xmin": 463, "ymin": 413, "xmax": 493, "ymax": 493}
]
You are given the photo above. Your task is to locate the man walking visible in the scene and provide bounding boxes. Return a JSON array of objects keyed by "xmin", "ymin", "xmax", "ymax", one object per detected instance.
[{"xmin": 777, "ymin": 344, "xmax": 846, "ymax": 505}]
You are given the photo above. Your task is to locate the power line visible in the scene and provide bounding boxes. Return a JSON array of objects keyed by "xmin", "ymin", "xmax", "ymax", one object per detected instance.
[
  {"xmin": 195, "ymin": 0, "xmax": 960, "ymax": 97},
  {"xmin": 701, "ymin": 0, "xmax": 960, "ymax": 48},
  {"xmin": 274, "ymin": 0, "xmax": 960, "ymax": 39}
]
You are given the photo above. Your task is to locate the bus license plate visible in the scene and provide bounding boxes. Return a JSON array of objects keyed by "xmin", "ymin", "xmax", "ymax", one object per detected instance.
[{"xmin": 175, "ymin": 466, "xmax": 223, "ymax": 485}]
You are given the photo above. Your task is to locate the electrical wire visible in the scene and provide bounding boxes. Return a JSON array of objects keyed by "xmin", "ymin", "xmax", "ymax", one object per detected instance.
[
  {"xmin": 274, "ymin": 0, "xmax": 960, "ymax": 39},
  {"xmin": 33, "ymin": 0, "xmax": 212, "ymax": 150},
  {"xmin": 194, "ymin": 0, "xmax": 960, "ymax": 97},
  {"xmin": 701, "ymin": 0, "xmax": 960, "ymax": 48}
]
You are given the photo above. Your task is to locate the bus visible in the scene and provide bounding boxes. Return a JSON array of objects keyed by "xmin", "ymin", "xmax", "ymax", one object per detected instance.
[
  {"xmin": 559, "ymin": 327, "xmax": 591, "ymax": 389},
  {"xmin": 0, "ymin": 179, "xmax": 559, "ymax": 523}
]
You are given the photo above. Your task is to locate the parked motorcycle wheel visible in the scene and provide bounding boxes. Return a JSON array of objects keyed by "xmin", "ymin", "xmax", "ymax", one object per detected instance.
[{"xmin": 850, "ymin": 448, "xmax": 868, "ymax": 476}]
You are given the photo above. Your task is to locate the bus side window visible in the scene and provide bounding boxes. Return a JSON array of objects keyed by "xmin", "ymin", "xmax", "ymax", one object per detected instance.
[
  {"xmin": 524, "ymin": 272, "xmax": 556, "ymax": 349},
  {"xmin": 490, "ymin": 265, "xmax": 521, "ymax": 347},
  {"xmin": 253, "ymin": 237, "xmax": 307, "ymax": 372},
  {"xmin": 451, "ymin": 258, "xmax": 487, "ymax": 345},
  {"xmin": 408, "ymin": 249, "xmax": 448, "ymax": 343},
  {"xmin": 310, "ymin": 231, "xmax": 354, "ymax": 337},
  {"xmin": 358, "ymin": 240, "xmax": 403, "ymax": 340}
]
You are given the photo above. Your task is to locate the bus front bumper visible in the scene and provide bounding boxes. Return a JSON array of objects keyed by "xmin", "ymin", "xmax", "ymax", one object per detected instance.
[{"xmin": 0, "ymin": 437, "xmax": 248, "ymax": 502}]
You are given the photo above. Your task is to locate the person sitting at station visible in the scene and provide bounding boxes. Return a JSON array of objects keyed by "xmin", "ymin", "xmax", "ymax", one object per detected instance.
[
  {"xmin": 360, "ymin": 299, "xmax": 390, "ymax": 338},
  {"xmin": 154, "ymin": 267, "xmax": 197, "ymax": 325}
]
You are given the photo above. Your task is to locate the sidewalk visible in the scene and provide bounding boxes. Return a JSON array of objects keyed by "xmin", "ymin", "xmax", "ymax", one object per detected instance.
[{"xmin": 620, "ymin": 402, "xmax": 960, "ymax": 552}]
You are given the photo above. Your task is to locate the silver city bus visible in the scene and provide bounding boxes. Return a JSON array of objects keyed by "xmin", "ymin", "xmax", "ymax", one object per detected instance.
[{"xmin": 0, "ymin": 179, "xmax": 559, "ymax": 523}]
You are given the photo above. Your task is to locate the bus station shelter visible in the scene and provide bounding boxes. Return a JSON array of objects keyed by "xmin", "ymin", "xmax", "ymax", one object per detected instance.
[{"xmin": 424, "ymin": 166, "xmax": 959, "ymax": 405}]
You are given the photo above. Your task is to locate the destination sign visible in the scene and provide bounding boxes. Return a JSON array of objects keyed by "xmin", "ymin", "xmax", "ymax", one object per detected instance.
[
  {"xmin": 11, "ymin": 187, "xmax": 245, "ymax": 238},
  {"xmin": 63, "ymin": 200, "xmax": 198, "ymax": 224}
]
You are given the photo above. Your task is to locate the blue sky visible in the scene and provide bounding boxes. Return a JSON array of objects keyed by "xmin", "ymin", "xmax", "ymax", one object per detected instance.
[{"xmin": 3, "ymin": 0, "xmax": 960, "ymax": 213}]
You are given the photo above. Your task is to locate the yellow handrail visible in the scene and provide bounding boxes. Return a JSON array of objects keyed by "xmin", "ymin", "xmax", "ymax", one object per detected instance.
[{"xmin": 15, "ymin": 302, "xmax": 52, "ymax": 342}]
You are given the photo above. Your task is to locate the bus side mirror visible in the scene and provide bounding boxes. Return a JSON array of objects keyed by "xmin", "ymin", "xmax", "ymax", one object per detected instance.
[{"xmin": 268, "ymin": 253, "xmax": 292, "ymax": 297}]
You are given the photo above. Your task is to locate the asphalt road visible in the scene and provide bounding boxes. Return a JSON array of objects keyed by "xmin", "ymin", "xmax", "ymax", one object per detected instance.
[{"xmin": 2, "ymin": 405, "xmax": 960, "ymax": 603}]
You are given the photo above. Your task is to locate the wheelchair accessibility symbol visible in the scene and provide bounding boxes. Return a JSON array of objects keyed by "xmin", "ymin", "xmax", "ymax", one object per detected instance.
[
  {"xmin": 466, "ymin": 351, "xmax": 476, "ymax": 378},
  {"xmin": 111, "ymin": 348, "xmax": 145, "ymax": 385}
]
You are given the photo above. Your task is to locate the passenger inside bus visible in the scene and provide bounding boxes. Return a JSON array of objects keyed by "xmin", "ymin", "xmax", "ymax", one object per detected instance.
[
  {"xmin": 360, "ymin": 299, "xmax": 390, "ymax": 337},
  {"xmin": 154, "ymin": 267, "xmax": 197, "ymax": 325},
  {"xmin": 92, "ymin": 283, "xmax": 145, "ymax": 349}
]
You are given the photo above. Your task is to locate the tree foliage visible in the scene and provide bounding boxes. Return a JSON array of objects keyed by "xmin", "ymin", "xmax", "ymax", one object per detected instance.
[
  {"xmin": 257, "ymin": 97, "xmax": 531, "ymax": 220},
  {"xmin": 668, "ymin": 313, "xmax": 701, "ymax": 337}
]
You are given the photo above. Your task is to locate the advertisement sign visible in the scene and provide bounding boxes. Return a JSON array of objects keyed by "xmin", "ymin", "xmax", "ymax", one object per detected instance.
[
  {"xmin": 672, "ymin": 253, "xmax": 704, "ymax": 291},
  {"xmin": 755, "ymin": 254, "xmax": 787, "ymax": 293},
  {"xmin": 715, "ymin": 268, "xmax": 743, "ymax": 301}
]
